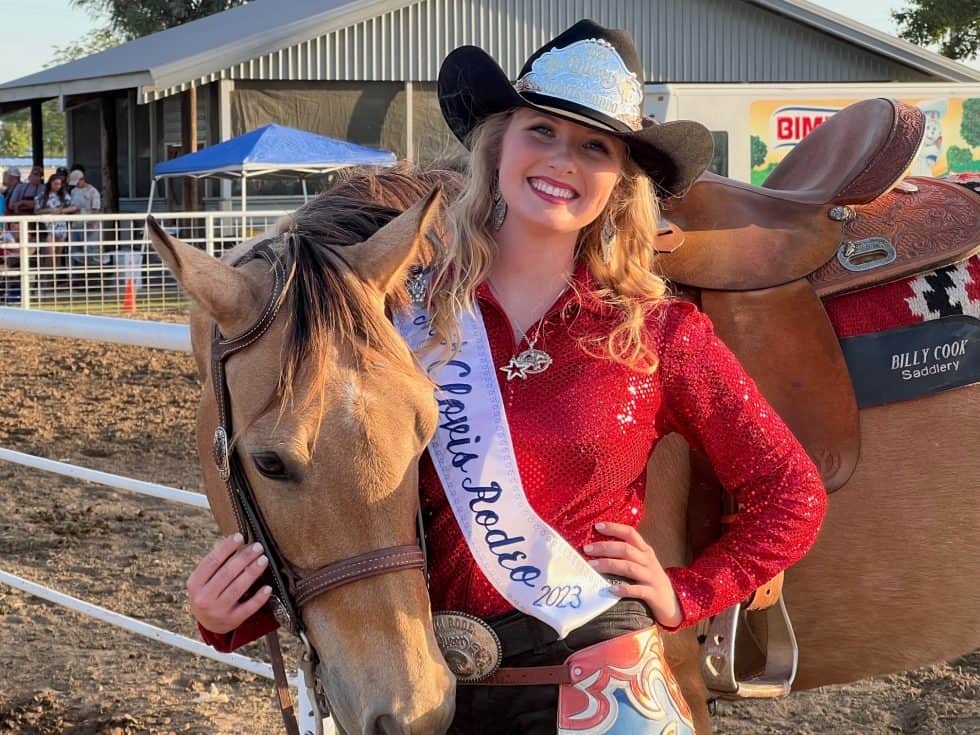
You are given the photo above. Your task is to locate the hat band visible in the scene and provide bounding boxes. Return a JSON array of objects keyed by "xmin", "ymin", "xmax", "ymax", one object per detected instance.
[{"xmin": 514, "ymin": 38, "xmax": 643, "ymax": 131}]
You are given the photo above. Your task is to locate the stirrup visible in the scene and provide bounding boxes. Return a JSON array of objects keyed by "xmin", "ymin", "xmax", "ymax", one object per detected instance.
[{"xmin": 699, "ymin": 593, "xmax": 798, "ymax": 699}]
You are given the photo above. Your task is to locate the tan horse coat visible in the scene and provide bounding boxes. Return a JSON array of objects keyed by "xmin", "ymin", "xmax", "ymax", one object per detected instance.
[
  {"xmin": 152, "ymin": 166, "xmax": 979, "ymax": 734},
  {"xmin": 148, "ymin": 191, "xmax": 457, "ymax": 735},
  {"xmin": 644, "ymin": 386, "xmax": 980, "ymax": 733}
]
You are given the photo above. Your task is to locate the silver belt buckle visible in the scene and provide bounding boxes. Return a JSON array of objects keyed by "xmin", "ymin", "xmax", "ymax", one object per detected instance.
[{"xmin": 433, "ymin": 611, "xmax": 502, "ymax": 683}]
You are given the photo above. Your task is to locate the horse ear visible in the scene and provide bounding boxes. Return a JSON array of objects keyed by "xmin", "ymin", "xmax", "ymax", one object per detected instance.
[
  {"xmin": 145, "ymin": 215, "xmax": 259, "ymax": 335},
  {"xmin": 346, "ymin": 184, "xmax": 443, "ymax": 295}
]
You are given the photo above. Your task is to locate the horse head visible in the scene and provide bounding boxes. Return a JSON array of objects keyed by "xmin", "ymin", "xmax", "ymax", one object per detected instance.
[{"xmin": 147, "ymin": 168, "xmax": 460, "ymax": 735}]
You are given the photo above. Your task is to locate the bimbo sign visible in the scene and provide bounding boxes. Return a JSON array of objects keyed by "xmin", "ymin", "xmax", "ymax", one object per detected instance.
[
  {"xmin": 769, "ymin": 105, "xmax": 840, "ymax": 149},
  {"xmin": 750, "ymin": 96, "xmax": 980, "ymax": 185}
]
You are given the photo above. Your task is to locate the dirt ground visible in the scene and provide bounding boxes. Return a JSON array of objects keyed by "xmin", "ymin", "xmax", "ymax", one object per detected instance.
[{"xmin": 0, "ymin": 329, "xmax": 977, "ymax": 734}]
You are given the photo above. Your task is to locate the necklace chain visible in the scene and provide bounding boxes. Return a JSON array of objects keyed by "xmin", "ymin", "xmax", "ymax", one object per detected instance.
[
  {"xmin": 487, "ymin": 277, "xmax": 571, "ymax": 380},
  {"xmin": 487, "ymin": 277, "xmax": 570, "ymax": 343}
]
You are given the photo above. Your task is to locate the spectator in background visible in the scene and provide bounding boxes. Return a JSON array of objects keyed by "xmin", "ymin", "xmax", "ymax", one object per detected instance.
[
  {"xmin": 66, "ymin": 163, "xmax": 84, "ymax": 195},
  {"xmin": 67, "ymin": 168, "xmax": 107, "ymax": 279},
  {"xmin": 68, "ymin": 168, "xmax": 100, "ymax": 217},
  {"xmin": 9, "ymin": 165, "xmax": 45, "ymax": 214},
  {"xmin": 35, "ymin": 174, "xmax": 77, "ymax": 292},
  {"xmin": 2, "ymin": 167, "xmax": 20, "ymax": 215},
  {"xmin": 36, "ymin": 174, "xmax": 76, "ymax": 238},
  {"xmin": 1, "ymin": 167, "xmax": 22, "ymax": 303}
]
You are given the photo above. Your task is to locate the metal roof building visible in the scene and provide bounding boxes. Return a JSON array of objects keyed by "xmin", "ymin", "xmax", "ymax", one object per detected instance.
[{"xmin": 2, "ymin": 0, "xmax": 976, "ymax": 209}]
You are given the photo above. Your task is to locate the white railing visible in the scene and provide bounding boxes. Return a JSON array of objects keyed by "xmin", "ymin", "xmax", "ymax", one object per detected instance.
[
  {"xmin": 0, "ymin": 210, "xmax": 287, "ymax": 314},
  {"xmin": 0, "ymin": 308, "xmax": 330, "ymax": 735}
]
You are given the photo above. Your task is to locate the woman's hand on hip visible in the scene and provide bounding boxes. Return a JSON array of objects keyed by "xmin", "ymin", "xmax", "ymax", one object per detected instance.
[
  {"xmin": 186, "ymin": 533, "xmax": 272, "ymax": 634},
  {"xmin": 583, "ymin": 522, "xmax": 683, "ymax": 628}
]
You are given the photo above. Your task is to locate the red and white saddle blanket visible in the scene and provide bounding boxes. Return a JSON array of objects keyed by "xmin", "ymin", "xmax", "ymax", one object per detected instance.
[
  {"xmin": 825, "ymin": 253, "xmax": 980, "ymax": 338},
  {"xmin": 825, "ymin": 253, "xmax": 980, "ymax": 408}
]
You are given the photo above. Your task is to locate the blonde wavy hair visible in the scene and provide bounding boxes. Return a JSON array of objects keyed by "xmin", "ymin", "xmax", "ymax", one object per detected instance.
[{"xmin": 428, "ymin": 110, "xmax": 670, "ymax": 373}]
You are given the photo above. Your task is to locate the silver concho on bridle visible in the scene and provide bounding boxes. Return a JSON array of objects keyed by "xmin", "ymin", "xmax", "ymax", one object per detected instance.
[
  {"xmin": 433, "ymin": 611, "xmax": 502, "ymax": 683},
  {"xmin": 212, "ymin": 426, "xmax": 231, "ymax": 481},
  {"xmin": 270, "ymin": 595, "xmax": 298, "ymax": 635},
  {"xmin": 514, "ymin": 38, "xmax": 644, "ymax": 131}
]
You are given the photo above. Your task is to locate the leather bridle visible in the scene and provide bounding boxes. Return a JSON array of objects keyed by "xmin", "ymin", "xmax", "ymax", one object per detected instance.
[{"xmin": 207, "ymin": 239, "xmax": 427, "ymax": 735}]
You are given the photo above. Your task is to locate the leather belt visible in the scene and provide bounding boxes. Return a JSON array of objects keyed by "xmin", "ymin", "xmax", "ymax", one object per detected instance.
[
  {"xmin": 490, "ymin": 597, "xmax": 652, "ymax": 659},
  {"xmin": 458, "ymin": 598, "xmax": 653, "ymax": 687},
  {"xmin": 481, "ymin": 664, "xmax": 573, "ymax": 686}
]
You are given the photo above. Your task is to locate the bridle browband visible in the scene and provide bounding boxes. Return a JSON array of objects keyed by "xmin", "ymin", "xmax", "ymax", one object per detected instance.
[{"xmin": 208, "ymin": 238, "xmax": 427, "ymax": 735}]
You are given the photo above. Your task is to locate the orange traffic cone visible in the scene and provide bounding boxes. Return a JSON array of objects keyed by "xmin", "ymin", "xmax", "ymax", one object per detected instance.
[{"xmin": 122, "ymin": 278, "xmax": 137, "ymax": 313}]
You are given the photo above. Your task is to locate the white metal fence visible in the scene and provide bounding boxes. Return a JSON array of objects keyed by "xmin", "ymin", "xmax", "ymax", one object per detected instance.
[
  {"xmin": 0, "ymin": 307, "xmax": 329, "ymax": 735},
  {"xmin": 0, "ymin": 210, "xmax": 287, "ymax": 314}
]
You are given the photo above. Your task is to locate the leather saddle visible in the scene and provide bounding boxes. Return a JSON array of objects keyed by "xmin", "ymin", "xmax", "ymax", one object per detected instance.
[
  {"xmin": 655, "ymin": 97, "xmax": 980, "ymax": 700},
  {"xmin": 657, "ymin": 97, "xmax": 980, "ymax": 493}
]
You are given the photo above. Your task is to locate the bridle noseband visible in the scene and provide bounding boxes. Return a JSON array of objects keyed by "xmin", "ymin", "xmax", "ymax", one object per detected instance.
[{"xmin": 208, "ymin": 239, "xmax": 427, "ymax": 735}]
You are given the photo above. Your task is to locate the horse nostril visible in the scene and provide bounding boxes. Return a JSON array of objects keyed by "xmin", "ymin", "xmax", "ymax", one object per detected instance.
[{"xmin": 373, "ymin": 714, "xmax": 405, "ymax": 735}]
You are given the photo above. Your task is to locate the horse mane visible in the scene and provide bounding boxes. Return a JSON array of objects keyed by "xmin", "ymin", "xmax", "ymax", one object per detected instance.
[{"xmin": 274, "ymin": 163, "xmax": 463, "ymax": 405}]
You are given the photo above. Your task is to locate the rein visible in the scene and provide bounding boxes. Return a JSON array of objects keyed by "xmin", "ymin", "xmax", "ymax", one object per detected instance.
[{"xmin": 208, "ymin": 239, "xmax": 427, "ymax": 735}]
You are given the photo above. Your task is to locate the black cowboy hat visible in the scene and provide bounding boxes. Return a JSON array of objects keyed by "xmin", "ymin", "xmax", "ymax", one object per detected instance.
[{"xmin": 438, "ymin": 19, "xmax": 714, "ymax": 197}]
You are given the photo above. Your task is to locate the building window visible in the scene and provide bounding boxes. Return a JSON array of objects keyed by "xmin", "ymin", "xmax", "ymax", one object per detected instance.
[{"xmin": 709, "ymin": 131, "xmax": 728, "ymax": 177}]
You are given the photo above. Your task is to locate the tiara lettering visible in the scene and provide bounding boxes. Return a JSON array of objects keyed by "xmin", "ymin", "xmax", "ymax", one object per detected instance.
[{"xmin": 514, "ymin": 38, "xmax": 643, "ymax": 130}]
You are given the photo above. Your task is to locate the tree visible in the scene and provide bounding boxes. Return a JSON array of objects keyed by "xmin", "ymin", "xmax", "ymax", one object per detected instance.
[
  {"xmin": 0, "ymin": 114, "xmax": 31, "ymax": 157},
  {"xmin": 0, "ymin": 28, "xmax": 124, "ymax": 159},
  {"xmin": 946, "ymin": 145, "xmax": 974, "ymax": 171},
  {"xmin": 893, "ymin": 0, "xmax": 980, "ymax": 61},
  {"xmin": 750, "ymin": 135, "xmax": 768, "ymax": 169},
  {"xmin": 962, "ymin": 98, "xmax": 980, "ymax": 148},
  {"xmin": 70, "ymin": 0, "xmax": 247, "ymax": 40},
  {"xmin": 0, "ymin": 101, "xmax": 66, "ymax": 158}
]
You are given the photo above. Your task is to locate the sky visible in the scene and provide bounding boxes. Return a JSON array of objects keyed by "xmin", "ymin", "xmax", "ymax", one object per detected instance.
[{"xmin": 0, "ymin": 0, "xmax": 977, "ymax": 84}]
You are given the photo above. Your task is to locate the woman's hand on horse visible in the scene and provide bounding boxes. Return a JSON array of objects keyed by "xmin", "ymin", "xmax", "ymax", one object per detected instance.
[
  {"xmin": 186, "ymin": 534, "xmax": 272, "ymax": 634},
  {"xmin": 584, "ymin": 522, "xmax": 683, "ymax": 628}
]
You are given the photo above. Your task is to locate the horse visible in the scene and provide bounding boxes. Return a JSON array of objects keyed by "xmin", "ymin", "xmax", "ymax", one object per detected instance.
[
  {"xmin": 150, "ymin": 154, "xmax": 978, "ymax": 734},
  {"xmin": 641, "ymin": 100, "xmax": 980, "ymax": 733},
  {"xmin": 146, "ymin": 167, "xmax": 463, "ymax": 735}
]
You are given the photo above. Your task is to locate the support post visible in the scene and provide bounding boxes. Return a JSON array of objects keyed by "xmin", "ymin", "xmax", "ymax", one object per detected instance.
[
  {"xmin": 205, "ymin": 212, "xmax": 215, "ymax": 257},
  {"xmin": 100, "ymin": 95, "xmax": 120, "ymax": 214},
  {"xmin": 127, "ymin": 90, "xmax": 137, "ymax": 199},
  {"xmin": 30, "ymin": 101, "xmax": 44, "ymax": 168},
  {"xmin": 181, "ymin": 87, "xmax": 199, "ymax": 211},
  {"xmin": 148, "ymin": 100, "xmax": 158, "ymax": 193},
  {"xmin": 18, "ymin": 220, "xmax": 31, "ymax": 310},
  {"xmin": 218, "ymin": 80, "xmax": 234, "ymax": 205},
  {"xmin": 240, "ymin": 174, "xmax": 247, "ymax": 239},
  {"xmin": 405, "ymin": 81, "xmax": 414, "ymax": 162}
]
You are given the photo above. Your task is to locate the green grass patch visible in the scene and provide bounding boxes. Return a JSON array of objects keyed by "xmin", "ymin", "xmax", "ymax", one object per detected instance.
[
  {"xmin": 27, "ymin": 295, "xmax": 190, "ymax": 316},
  {"xmin": 751, "ymin": 163, "xmax": 778, "ymax": 186}
]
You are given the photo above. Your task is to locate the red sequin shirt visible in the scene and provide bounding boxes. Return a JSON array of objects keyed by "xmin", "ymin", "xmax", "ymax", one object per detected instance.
[{"xmin": 200, "ymin": 265, "xmax": 827, "ymax": 651}]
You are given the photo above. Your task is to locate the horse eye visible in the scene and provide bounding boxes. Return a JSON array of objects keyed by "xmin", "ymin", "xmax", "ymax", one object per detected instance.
[{"xmin": 251, "ymin": 452, "xmax": 289, "ymax": 480}]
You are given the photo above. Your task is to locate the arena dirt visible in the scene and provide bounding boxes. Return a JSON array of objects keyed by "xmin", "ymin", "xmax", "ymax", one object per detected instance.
[{"xmin": 0, "ymin": 329, "xmax": 977, "ymax": 734}]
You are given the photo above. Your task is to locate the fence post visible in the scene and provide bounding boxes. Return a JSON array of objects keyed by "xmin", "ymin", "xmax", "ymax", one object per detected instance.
[
  {"xmin": 18, "ymin": 219, "xmax": 30, "ymax": 310},
  {"xmin": 205, "ymin": 212, "xmax": 215, "ymax": 257}
]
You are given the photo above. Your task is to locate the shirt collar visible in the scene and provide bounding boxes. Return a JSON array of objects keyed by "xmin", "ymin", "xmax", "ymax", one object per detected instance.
[{"xmin": 475, "ymin": 261, "xmax": 617, "ymax": 318}]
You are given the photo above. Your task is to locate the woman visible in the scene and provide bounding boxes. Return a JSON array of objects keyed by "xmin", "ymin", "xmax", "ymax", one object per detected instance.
[
  {"xmin": 188, "ymin": 20, "xmax": 827, "ymax": 734},
  {"xmin": 34, "ymin": 174, "xmax": 77, "ymax": 291}
]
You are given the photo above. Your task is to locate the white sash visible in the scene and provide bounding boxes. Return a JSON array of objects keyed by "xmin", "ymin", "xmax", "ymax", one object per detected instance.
[{"xmin": 394, "ymin": 305, "xmax": 616, "ymax": 637}]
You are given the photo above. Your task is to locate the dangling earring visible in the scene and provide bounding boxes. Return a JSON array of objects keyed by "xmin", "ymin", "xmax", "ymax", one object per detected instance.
[
  {"xmin": 491, "ymin": 172, "xmax": 507, "ymax": 231},
  {"xmin": 601, "ymin": 212, "xmax": 617, "ymax": 264}
]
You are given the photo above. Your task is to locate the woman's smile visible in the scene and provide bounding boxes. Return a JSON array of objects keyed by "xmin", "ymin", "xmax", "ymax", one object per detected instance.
[{"xmin": 527, "ymin": 176, "xmax": 579, "ymax": 204}]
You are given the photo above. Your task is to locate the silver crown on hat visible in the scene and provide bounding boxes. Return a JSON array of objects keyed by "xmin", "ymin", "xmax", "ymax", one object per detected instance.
[{"xmin": 514, "ymin": 38, "xmax": 644, "ymax": 131}]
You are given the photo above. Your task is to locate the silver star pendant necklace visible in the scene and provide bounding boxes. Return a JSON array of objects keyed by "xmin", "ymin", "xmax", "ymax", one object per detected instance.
[{"xmin": 488, "ymin": 278, "xmax": 571, "ymax": 381}]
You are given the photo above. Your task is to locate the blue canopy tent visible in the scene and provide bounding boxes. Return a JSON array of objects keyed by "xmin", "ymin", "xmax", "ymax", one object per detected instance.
[{"xmin": 148, "ymin": 124, "xmax": 397, "ymax": 212}]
